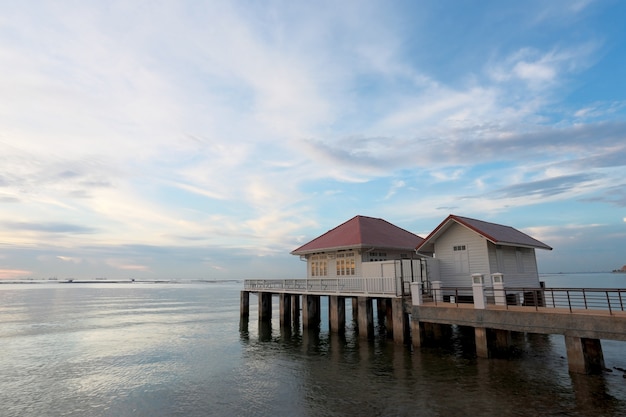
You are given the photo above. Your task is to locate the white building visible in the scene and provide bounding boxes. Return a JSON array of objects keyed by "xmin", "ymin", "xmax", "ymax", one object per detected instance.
[{"xmin": 416, "ymin": 214, "xmax": 552, "ymax": 289}]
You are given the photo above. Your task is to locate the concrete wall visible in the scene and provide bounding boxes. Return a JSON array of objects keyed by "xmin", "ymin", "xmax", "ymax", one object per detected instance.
[{"xmin": 411, "ymin": 305, "xmax": 626, "ymax": 342}]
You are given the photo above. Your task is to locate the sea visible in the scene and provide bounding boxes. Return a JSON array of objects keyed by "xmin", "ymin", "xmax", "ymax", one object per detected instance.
[{"xmin": 1, "ymin": 272, "xmax": 626, "ymax": 417}]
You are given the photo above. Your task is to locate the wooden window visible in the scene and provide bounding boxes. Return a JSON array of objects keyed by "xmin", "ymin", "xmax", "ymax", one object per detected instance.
[
  {"xmin": 311, "ymin": 255, "xmax": 328, "ymax": 277},
  {"xmin": 336, "ymin": 252, "xmax": 355, "ymax": 275},
  {"xmin": 453, "ymin": 244, "xmax": 469, "ymax": 274}
]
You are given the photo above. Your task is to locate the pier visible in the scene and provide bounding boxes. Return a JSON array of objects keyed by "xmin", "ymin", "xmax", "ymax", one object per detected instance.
[{"xmin": 241, "ymin": 276, "xmax": 626, "ymax": 375}]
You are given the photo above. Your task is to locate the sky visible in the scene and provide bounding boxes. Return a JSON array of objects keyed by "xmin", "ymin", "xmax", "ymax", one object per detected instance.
[{"xmin": 1, "ymin": 0, "xmax": 625, "ymax": 280}]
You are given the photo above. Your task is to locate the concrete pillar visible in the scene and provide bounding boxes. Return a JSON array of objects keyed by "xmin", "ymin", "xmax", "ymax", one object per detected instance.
[
  {"xmin": 386, "ymin": 299, "xmax": 394, "ymax": 337},
  {"xmin": 492, "ymin": 329, "xmax": 512, "ymax": 355},
  {"xmin": 475, "ymin": 327, "xmax": 489, "ymax": 358},
  {"xmin": 279, "ymin": 293, "xmax": 292, "ymax": 328},
  {"xmin": 411, "ymin": 282, "xmax": 423, "ymax": 305},
  {"xmin": 411, "ymin": 320, "xmax": 423, "ymax": 348},
  {"xmin": 376, "ymin": 298, "xmax": 387, "ymax": 323},
  {"xmin": 302, "ymin": 294, "xmax": 321, "ymax": 329},
  {"xmin": 329, "ymin": 295, "xmax": 346, "ymax": 334},
  {"xmin": 422, "ymin": 322, "xmax": 451, "ymax": 342},
  {"xmin": 357, "ymin": 297, "xmax": 374, "ymax": 339},
  {"xmin": 392, "ymin": 297, "xmax": 408, "ymax": 344},
  {"xmin": 472, "ymin": 274, "xmax": 486, "ymax": 309},
  {"xmin": 565, "ymin": 336, "xmax": 605, "ymax": 374},
  {"xmin": 259, "ymin": 292, "xmax": 272, "ymax": 322},
  {"xmin": 352, "ymin": 297, "xmax": 359, "ymax": 322},
  {"xmin": 431, "ymin": 281, "xmax": 443, "ymax": 303},
  {"xmin": 492, "ymin": 273, "xmax": 506, "ymax": 306},
  {"xmin": 291, "ymin": 294, "xmax": 300, "ymax": 327},
  {"xmin": 240, "ymin": 291, "xmax": 250, "ymax": 318}
]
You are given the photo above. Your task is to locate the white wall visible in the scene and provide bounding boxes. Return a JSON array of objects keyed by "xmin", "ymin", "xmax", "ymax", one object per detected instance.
[
  {"xmin": 432, "ymin": 223, "xmax": 541, "ymax": 288},
  {"xmin": 434, "ymin": 222, "xmax": 490, "ymax": 287}
]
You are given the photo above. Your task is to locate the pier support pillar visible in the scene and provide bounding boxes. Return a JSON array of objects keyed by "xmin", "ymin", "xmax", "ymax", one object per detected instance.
[
  {"xmin": 411, "ymin": 320, "xmax": 423, "ymax": 347},
  {"xmin": 291, "ymin": 295, "xmax": 300, "ymax": 327},
  {"xmin": 329, "ymin": 296, "xmax": 346, "ymax": 334},
  {"xmin": 357, "ymin": 297, "xmax": 374, "ymax": 339},
  {"xmin": 392, "ymin": 298, "xmax": 408, "ymax": 344},
  {"xmin": 352, "ymin": 298, "xmax": 359, "ymax": 322},
  {"xmin": 377, "ymin": 298, "xmax": 386, "ymax": 322},
  {"xmin": 302, "ymin": 294, "xmax": 321, "ymax": 329},
  {"xmin": 384, "ymin": 299, "xmax": 393, "ymax": 338},
  {"xmin": 475, "ymin": 327, "xmax": 489, "ymax": 358},
  {"xmin": 240, "ymin": 291, "xmax": 250, "ymax": 318},
  {"xmin": 421, "ymin": 322, "xmax": 451, "ymax": 345},
  {"xmin": 279, "ymin": 293, "xmax": 292, "ymax": 328},
  {"xmin": 565, "ymin": 336, "xmax": 605, "ymax": 374},
  {"xmin": 259, "ymin": 292, "xmax": 272, "ymax": 322},
  {"xmin": 491, "ymin": 329, "xmax": 512, "ymax": 356}
]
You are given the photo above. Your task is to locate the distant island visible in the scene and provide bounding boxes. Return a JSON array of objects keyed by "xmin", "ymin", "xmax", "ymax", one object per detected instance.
[{"xmin": 612, "ymin": 265, "xmax": 626, "ymax": 273}]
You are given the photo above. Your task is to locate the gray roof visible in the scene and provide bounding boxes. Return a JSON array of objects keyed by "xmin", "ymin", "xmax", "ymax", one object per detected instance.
[{"xmin": 416, "ymin": 214, "xmax": 552, "ymax": 252}]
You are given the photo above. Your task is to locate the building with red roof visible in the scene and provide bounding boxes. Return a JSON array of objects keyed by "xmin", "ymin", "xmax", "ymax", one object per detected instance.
[
  {"xmin": 291, "ymin": 214, "xmax": 551, "ymax": 293},
  {"xmin": 291, "ymin": 215, "xmax": 428, "ymax": 288}
]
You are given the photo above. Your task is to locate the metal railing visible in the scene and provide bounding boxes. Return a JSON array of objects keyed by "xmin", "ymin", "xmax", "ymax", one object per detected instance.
[
  {"xmin": 244, "ymin": 277, "xmax": 400, "ymax": 296},
  {"xmin": 428, "ymin": 286, "xmax": 626, "ymax": 315}
]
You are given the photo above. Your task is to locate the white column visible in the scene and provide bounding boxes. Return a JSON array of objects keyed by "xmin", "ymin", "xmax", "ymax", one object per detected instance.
[
  {"xmin": 431, "ymin": 280, "xmax": 443, "ymax": 303},
  {"xmin": 472, "ymin": 273, "xmax": 486, "ymax": 309},
  {"xmin": 492, "ymin": 273, "xmax": 506, "ymax": 306},
  {"xmin": 411, "ymin": 282, "xmax": 423, "ymax": 305}
]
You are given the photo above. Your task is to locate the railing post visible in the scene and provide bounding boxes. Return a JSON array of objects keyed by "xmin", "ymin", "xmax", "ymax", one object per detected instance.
[
  {"xmin": 606, "ymin": 291, "xmax": 613, "ymax": 315},
  {"xmin": 472, "ymin": 274, "xmax": 486, "ymax": 309},
  {"xmin": 567, "ymin": 290, "xmax": 572, "ymax": 312},
  {"xmin": 411, "ymin": 282, "xmax": 423, "ymax": 306},
  {"xmin": 492, "ymin": 273, "xmax": 505, "ymax": 306},
  {"xmin": 431, "ymin": 281, "xmax": 442, "ymax": 304}
]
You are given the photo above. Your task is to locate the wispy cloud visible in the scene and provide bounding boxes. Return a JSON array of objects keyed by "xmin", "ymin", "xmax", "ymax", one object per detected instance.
[{"xmin": 0, "ymin": 0, "xmax": 624, "ymax": 277}]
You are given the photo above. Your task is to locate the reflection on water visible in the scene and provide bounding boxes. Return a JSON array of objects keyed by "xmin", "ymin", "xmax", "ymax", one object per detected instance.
[{"xmin": 1, "ymin": 279, "xmax": 626, "ymax": 417}]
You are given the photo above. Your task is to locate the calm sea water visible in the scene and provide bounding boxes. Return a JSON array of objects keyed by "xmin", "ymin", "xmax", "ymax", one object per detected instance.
[{"xmin": 1, "ymin": 273, "xmax": 626, "ymax": 417}]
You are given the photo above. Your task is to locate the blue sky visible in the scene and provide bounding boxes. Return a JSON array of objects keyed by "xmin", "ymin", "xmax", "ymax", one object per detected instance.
[{"xmin": 1, "ymin": 0, "xmax": 625, "ymax": 279}]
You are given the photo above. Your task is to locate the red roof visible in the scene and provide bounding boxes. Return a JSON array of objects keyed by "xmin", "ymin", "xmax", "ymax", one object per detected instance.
[
  {"xmin": 291, "ymin": 215, "xmax": 424, "ymax": 255},
  {"xmin": 416, "ymin": 214, "xmax": 552, "ymax": 252}
]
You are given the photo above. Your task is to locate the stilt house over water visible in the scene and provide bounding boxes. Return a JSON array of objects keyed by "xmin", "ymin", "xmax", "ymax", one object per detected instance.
[
  {"xmin": 291, "ymin": 215, "xmax": 430, "ymax": 296},
  {"xmin": 416, "ymin": 214, "xmax": 552, "ymax": 290},
  {"xmin": 290, "ymin": 214, "xmax": 552, "ymax": 297}
]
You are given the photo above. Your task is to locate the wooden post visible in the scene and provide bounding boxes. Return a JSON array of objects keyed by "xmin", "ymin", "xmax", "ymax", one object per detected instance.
[
  {"xmin": 259, "ymin": 292, "xmax": 272, "ymax": 322},
  {"xmin": 329, "ymin": 295, "xmax": 346, "ymax": 334},
  {"xmin": 240, "ymin": 291, "xmax": 250, "ymax": 318},
  {"xmin": 352, "ymin": 297, "xmax": 359, "ymax": 323},
  {"xmin": 357, "ymin": 297, "xmax": 374, "ymax": 339}
]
